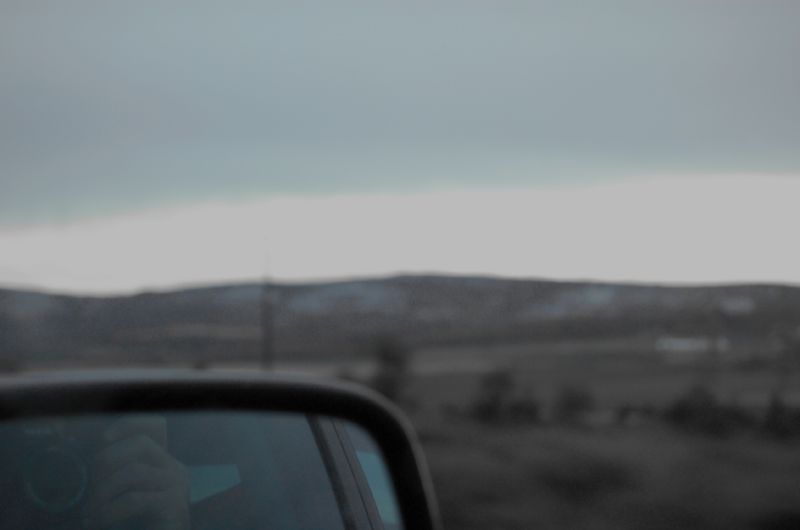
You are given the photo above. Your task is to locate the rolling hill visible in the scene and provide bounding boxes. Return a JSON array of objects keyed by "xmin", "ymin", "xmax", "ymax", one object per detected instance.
[{"xmin": 1, "ymin": 275, "xmax": 799, "ymax": 368}]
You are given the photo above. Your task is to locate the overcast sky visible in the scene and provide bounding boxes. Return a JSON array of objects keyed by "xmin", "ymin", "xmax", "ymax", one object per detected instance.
[{"xmin": 2, "ymin": 2, "xmax": 799, "ymax": 293}]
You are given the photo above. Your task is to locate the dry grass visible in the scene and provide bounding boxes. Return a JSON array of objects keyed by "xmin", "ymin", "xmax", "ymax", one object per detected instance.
[
  {"xmin": 417, "ymin": 420, "xmax": 800, "ymax": 530},
  {"xmin": 396, "ymin": 344, "xmax": 800, "ymax": 530}
]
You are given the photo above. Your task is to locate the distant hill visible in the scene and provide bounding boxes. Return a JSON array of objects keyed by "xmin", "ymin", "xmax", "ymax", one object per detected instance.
[{"xmin": 1, "ymin": 275, "xmax": 800, "ymax": 368}]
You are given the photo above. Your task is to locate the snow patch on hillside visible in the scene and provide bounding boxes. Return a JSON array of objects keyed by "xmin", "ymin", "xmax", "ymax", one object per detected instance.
[{"xmin": 286, "ymin": 282, "xmax": 407, "ymax": 315}]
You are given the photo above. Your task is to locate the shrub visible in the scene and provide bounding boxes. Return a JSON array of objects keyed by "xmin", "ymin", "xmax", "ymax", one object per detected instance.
[
  {"xmin": 470, "ymin": 367, "xmax": 514, "ymax": 422},
  {"xmin": 553, "ymin": 385, "xmax": 595, "ymax": 424},
  {"xmin": 664, "ymin": 384, "xmax": 755, "ymax": 437},
  {"xmin": 368, "ymin": 335, "xmax": 411, "ymax": 404},
  {"xmin": 616, "ymin": 404, "xmax": 634, "ymax": 425},
  {"xmin": 469, "ymin": 367, "xmax": 540, "ymax": 424},
  {"xmin": 763, "ymin": 393, "xmax": 800, "ymax": 439},
  {"xmin": 506, "ymin": 399, "xmax": 541, "ymax": 423}
]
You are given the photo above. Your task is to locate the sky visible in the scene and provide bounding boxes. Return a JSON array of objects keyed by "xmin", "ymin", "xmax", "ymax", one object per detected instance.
[{"xmin": 1, "ymin": 1, "xmax": 799, "ymax": 293}]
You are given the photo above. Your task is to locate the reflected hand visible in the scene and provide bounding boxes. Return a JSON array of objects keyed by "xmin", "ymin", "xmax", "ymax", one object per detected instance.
[{"xmin": 84, "ymin": 416, "xmax": 190, "ymax": 530}]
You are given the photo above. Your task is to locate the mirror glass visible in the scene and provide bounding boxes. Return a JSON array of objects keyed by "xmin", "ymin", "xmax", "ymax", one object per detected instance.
[{"xmin": 0, "ymin": 411, "xmax": 403, "ymax": 530}]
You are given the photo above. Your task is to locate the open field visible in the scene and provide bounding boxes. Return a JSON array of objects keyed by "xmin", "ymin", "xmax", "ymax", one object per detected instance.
[
  {"xmin": 388, "ymin": 340, "xmax": 800, "ymax": 420},
  {"xmin": 418, "ymin": 421, "xmax": 800, "ymax": 530},
  {"xmin": 408, "ymin": 357, "xmax": 800, "ymax": 418},
  {"xmin": 380, "ymin": 341, "xmax": 800, "ymax": 530}
]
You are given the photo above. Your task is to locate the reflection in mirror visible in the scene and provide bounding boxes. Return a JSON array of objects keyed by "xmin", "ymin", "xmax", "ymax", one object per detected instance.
[{"xmin": 0, "ymin": 411, "xmax": 403, "ymax": 530}]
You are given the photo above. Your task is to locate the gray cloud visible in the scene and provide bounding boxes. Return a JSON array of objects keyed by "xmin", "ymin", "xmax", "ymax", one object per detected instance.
[{"xmin": 2, "ymin": 1, "xmax": 799, "ymax": 225}]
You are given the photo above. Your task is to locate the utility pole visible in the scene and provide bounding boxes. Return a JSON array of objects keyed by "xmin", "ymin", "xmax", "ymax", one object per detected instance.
[{"xmin": 260, "ymin": 279, "xmax": 275, "ymax": 370}]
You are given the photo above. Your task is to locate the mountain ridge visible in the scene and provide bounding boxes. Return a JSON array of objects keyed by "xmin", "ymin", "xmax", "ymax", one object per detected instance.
[
  {"xmin": 5, "ymin": 272, "xmax": 799, "ymax": 299},
  {"xmin": 1, "ymin": 275, "xmax": 799, "ymax": 367}
]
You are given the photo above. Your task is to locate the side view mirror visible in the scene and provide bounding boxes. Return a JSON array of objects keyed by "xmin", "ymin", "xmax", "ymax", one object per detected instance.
[{"xmin": 0, "ymin": 370, "xmax": 440, "ymax": 530}]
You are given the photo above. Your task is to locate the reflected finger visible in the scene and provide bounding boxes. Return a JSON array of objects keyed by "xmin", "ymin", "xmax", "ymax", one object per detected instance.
[
  {"xmin": 93, "ymin": 435, "xmax": 174, "ymax": 483},
  {"xmin": 103, "ymin": 415, "xmax": 168, "ymax": 447}
]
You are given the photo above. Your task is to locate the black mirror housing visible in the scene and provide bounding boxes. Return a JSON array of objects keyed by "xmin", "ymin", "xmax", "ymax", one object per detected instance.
[{"xmin": 0, "ymin": 370, "xmax": 441, "ymax": 530}]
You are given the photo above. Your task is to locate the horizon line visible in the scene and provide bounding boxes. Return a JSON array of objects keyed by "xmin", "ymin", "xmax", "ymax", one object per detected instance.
[{"xmin": 3, "ymin": 271, "xmax": 799, "ymax": 299}]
